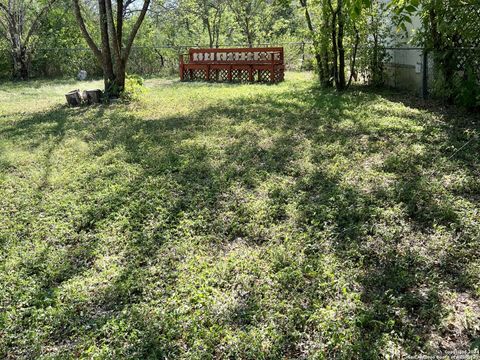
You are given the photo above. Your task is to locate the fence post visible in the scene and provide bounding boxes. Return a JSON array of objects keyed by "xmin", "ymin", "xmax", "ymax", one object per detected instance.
[
  {"xmin": 301, "ymin": 41, "xmax": 305, "ymax": 69},
  {"xmin": 422, "ymin": 49, "xmax": 428, "ymax": 99}
]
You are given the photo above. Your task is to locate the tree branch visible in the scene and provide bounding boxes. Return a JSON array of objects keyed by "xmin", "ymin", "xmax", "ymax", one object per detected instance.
[
  {"xmin": 0, "ymin": 2, "xmax": 14, "ymax": 25},
  {"xmin": 72, "ymin": 0, "xmax": 102, "ymax": 63},
  {"xmin": 0, "ymin": 22, "xmax": 7, "ymax": 40},
  {"xmin": 0, "ymin": 2, "xmax": 9, "ymax": 15},
  {"xmin": 347, "ymin": 24, "xmax": 360, "ymax": 89},
  {"xmin": 328, "ymin": 0, "xmax": 339, "ymax": 87},
  {"xmin": 0, "ymin": 14, "xmax": 9, "ymax": 38},
  {"xmin": 122, "ymin": 0, "xmax": 150, "ymax": 61},
  {"xmin": 122, "ymin": 0, "xmax": 134, "ymax": 17},
  {"xmin": 104, "ymin": 0, "xmax": 121, "ymax": 60},
  {"xmin": 116, "ymin": 0, "xmax": 123, "ymax": 49},
  {"xmin": 24, "ymin": 0, "xmax": 58, "ymax": 46}
]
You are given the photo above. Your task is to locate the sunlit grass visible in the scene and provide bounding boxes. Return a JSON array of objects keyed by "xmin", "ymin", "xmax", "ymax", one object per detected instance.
[{"xmin": 1, "ymin": 72, "xmax": 479, "ymax": 359}]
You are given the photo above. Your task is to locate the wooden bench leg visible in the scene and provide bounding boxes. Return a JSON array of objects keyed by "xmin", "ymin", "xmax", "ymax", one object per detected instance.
[
  {"xmin": 206, "ymin": 65, "xmax": 210, "ymax": 81},
  {"xmin": 248, "ymin": 66, "xmax": 253, "ymax": 82},
  {"xmin": 228, "ymin": 65, "xmax": 232, "ymax": 82},
  {"xmin": 270, "ymin": 65, "xmax": 275, "ymax": 83}
]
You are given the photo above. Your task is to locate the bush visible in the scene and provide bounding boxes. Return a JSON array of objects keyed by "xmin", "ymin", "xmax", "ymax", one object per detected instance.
[
  {"xmin": 454, "ymin": 66, "xmax": 480, "ymax": 109},
  {"xmin": 121, "ymin": 74, "xmax": 146, "ymax": 101}
]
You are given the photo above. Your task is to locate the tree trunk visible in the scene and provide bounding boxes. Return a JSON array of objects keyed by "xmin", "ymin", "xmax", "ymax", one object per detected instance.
[
  {"xmin": 115, "ymin": 64, "xmax": 126, "ymax": 92},
  {"xmin": 12, "ymin": 47, "xmax": 29, "ymax": 80},
  {"xmin": 372, "ymin": 32, "xmax": 379, "ymax": 84},
  {"xmin": 73, "ymin": 0, "xmax": 150, "ymax": 98},
  {"xmin": 10, "ymin": 28, "xmax": 29, "ymax": 80},
  {"xmin": 245, "ymin": 19, "xmax": 253, "ymax": 47},
  {"xmin": 347, "ymin": 25, "xmax": 359, "ymax": 88},
  {"xmin": 320, "ymin": 19, "xmax": 332, "ymax": 88},
  {"xmin": 104, "ymin": 62, "xmax": 125, "ymax": 98},
  {"xmin": 300, "ymin": 0, "xmax": 327, "ymax": 85},
  {"xmin": 337, "ymin": 0, "xmax": 346, "ymax": 90},
  {"xmin": 98, "ymin": 0, "xmax": 116, "ymax": 95},
  {"xmin": 206, "ymin": 20, "xmax": 214, "ymax": 48},
  {"xmin": 331, "ymin": 6, "xmax": 339, "ymax": 89},
  {"xmin": 215, "ymin": 21, "xmax": 220, "ymax": 48}
]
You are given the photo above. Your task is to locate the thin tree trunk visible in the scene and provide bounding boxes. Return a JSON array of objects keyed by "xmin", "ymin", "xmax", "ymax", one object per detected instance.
[
  {"xmin": 321, "ymin": 17, "xmax": 332, "ymax": 87},
  {"xmin": 347, "ymin": 25, "xmax": 359, "ymax": 88},
  {"xmin": 214, "ymin": 9, "xmax": 221, "ymax": 48},
  {"xmin": 372, "ymin": 31, "xmax": 378, "ymax": 84},
  {"xmin": 330, "ymin": 3, "xmax": 339, "ymax": 89},
  {"xmin": 337, "ymin": 0, "xmax": 346, "ymax": 90},
  {"xmin": 245, "ymin": 19, "xmax": 253, "ymax": 47},
  {"xmin": 215, "ymin": 26, "xmax": 220, "ymax": 48},
  {"xmin": 206, "ymin": 20, "xmax": 213, "ymax": 48},
  {"xmin": 98, "ymin": 0, "xmax": 115, "ymax": 94},
  {"xmin": 300, "ymin": 0, "xmax": 325, "ymax": 84}
]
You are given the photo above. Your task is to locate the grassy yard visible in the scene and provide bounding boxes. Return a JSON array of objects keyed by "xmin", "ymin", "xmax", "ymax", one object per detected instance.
[{"xmin": 1, "ymin": 73, "xmax": 479, "ymax": 359}]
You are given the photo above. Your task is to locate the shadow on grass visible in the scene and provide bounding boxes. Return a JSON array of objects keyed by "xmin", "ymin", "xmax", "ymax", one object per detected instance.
[{"xmin": 1, "ymin": 82, "xmax": 479, "ymax": 358}]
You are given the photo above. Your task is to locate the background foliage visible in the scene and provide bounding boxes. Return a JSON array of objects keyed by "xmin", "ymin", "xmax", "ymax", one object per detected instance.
[
  {"xmin": 0, "ymin": 0, "xmax": 306, "ymax": 79},
  {"xmin": 1, "ymin": 0, "xmax": 478, "ymax": 107}
]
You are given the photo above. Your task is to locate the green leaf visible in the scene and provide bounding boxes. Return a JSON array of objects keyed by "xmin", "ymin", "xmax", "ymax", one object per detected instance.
[{"xmin": 405, "ymin": 5, "xmax": 417, "ymax": 13}]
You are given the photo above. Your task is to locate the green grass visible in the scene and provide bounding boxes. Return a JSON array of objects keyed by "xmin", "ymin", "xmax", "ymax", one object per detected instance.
[{"xmin": 1, "ymin": 73, "xmax": 479, "ymax": 359}]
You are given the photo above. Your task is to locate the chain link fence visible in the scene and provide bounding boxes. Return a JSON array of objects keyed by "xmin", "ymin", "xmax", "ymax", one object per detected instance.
[
  {"xmin": 373, "ymin": 47, "xmax": 479, "ymax": 106},
  {"xmin": 0, "ymin": 42, "xmax": 309, "ymax": 80}
]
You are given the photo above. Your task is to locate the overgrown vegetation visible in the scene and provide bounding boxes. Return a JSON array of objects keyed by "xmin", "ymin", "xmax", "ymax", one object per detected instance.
[
  {"xmin": 391, "ymin": 0, "xmax": 480, "ymax": 108},
  {"xmin": 1, "ymin": 73, "xmax": 479, "ymax": 358}
]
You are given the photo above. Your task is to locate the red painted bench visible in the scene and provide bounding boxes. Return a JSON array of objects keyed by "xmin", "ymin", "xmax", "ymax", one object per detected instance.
[{"xmin": 179, "ymin": 47, "xmax": 285, "ymax": 84}]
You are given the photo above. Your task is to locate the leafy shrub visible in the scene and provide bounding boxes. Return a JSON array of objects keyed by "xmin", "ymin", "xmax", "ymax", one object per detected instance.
[
  {"xmin": 358, "ymin": 45, "xmax": 391, "ymax": 87},
  {"xmin": 432, "ymin": 66, "xmax": 480, "ymax": 110},
  {"xmin": 454, "ymin": 66, "xmax": 480, "ymax": 109},
  {"xmin": 122, "ymin": 74, "xmax": 146, "ymax": 101},
  {"xmin": 431, "ymin": 69, "xmax": 454, "ymax": 102}
]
